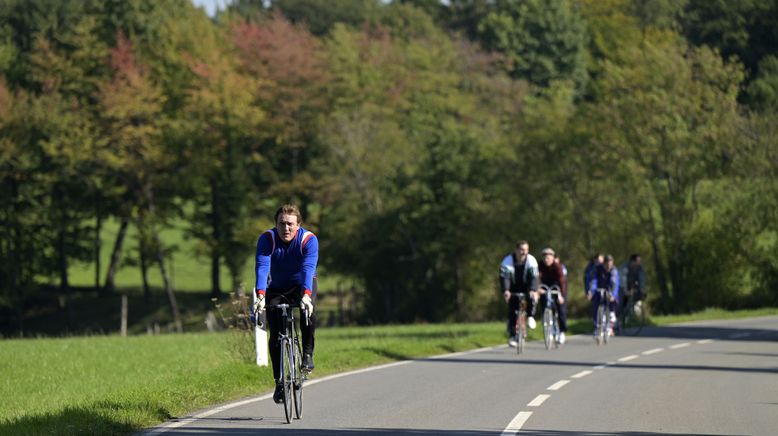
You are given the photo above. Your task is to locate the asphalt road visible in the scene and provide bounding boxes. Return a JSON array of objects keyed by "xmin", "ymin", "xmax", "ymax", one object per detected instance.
[{"xmin": 142, "ymin": 316, "xmax": 778, "ymax": 436}]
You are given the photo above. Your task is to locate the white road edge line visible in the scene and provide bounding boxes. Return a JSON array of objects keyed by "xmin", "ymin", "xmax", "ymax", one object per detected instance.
[
  {"xmin": 501, "ymin": 411, "xmax": 533, "ymax": 435},
  {"xmin": 642, "ymin": 348, "xmax": 664, "ymax": 355},
  {"xmin": 528, "ymin": 394, "xmax": 550, "ymax": 407},
  {"xmin": 618, "ymin": 355, "xmax": 639, "ymax": 362},
  {"xmin": 697, "ymin": 339, "xmax": 714, "ymax": 344},
  {"xmin": 547, "ymin": 380, "xmax": 570, "ymax": 391},
  {"xmin": 670, "ymin": 342, "xmax": 691, "ymax": 349},
  {"xmin": 140, "ymin": 345, "xmax": 499, "ymax": 435},
  {"xmin": 571, "ymin": 370, "xmax": 593, "ymax": 378}
]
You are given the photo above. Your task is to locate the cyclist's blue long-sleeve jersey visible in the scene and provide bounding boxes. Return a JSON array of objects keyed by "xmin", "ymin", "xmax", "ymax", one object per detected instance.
[
  {"xmin": 255, "ymin": 227, "xmax": 318, "ymax": 296},
  {"xmin": 589, "ymin": 264, "xmax": 620, "ymax": 300}
]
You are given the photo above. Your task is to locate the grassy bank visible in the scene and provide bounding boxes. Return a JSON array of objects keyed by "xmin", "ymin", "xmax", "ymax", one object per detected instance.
[{"xmin": 2, "ymin": 309, "xmax": 776, "ymax": 435}]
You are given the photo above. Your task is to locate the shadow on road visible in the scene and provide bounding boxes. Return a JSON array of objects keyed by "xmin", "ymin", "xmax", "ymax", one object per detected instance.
[{"xmin": 152, "ymin": 425, "xmax": 747, "ymax": 435}]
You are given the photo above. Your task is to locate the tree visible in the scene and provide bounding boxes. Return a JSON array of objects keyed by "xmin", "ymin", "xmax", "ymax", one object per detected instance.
[
  {"xmin": 590, "ymin": 36, "xmax": 745, "ymax": 311},
  {"xmin": 181, "ymin": 21, "xmax": 265, "ymax": 298},
  {"xmin": 477, "ymin": 0, "xmax": 589, "ymax": 93},
  {"xmin": 98, "ymin": 33, "xmax": 183, "ymax": 330}
]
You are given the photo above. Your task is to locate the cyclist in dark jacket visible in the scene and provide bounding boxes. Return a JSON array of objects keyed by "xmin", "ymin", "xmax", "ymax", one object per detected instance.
[
  {"xmin": 583, "ymin": 253, "xmax": 603, "ymax": 295},
  {"xmin": 538, "ymin": 248, "xmax": 568, "ymax": 344}
]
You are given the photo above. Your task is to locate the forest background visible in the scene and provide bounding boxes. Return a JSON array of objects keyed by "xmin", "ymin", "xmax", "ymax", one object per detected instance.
[{"xmin": 1, "ymin": 0, "xmax": 776, "ymax": 336}]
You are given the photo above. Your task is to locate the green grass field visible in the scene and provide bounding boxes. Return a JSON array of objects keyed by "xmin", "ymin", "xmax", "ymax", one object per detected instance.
[
  {"xmin": 67, "ymin": 217, "xmax": 250, "ymax": 292},
  {"xmin": 3, "ymin": 309, "xmax": 776, "ymax": 435}
]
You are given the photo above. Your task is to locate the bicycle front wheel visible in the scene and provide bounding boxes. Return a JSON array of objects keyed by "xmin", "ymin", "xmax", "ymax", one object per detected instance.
[
  {"xmin": 543, "ymin": 308, "xmax": 553, "ymax": 350},
  {"xmin": 282, "ymin": 338, "xmax": 293, "ymax": 423},
  {"xmin": 293, "ymin": 338, "xmax": 303, "ymax": 419},
  {"xmin": 596, "ymin": 303, "xmax": 607, "ymax": 345},
  {"xmin": 623, "ymin": 299, "xmax": 646, "ymax": 336},
  {"xmin": 517, "ymin": 310, "xmax": 526, "ymax": 355}
]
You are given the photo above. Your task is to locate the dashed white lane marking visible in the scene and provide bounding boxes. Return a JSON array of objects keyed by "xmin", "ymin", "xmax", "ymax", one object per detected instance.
[
  {"xmin": 501, "ymin": 411, "xmax": 533, "ymax": 435},
  {"xmin": 728, "ymin": 332, "xmax": 751, "ymax": 339},
  {"xmin": 547, "ymin": 380, "xmax": 570, "ymax": 391},
  {"xmin": 528, "ymin": 394, "xmax": 550, "ymax": 407},
  {"xmin": 697, "ymin": 339, "xmax": 714, "ymax": 344},
  {"xmin": 571, "ymin": 370, "xmax": 593, "ymax": 379},
  {"xmin": 670, "ymin": 342, "xmax": 691, "ymax": 349},
  {"xmin": 143, "ymin": 345, "xmax": 505, "ymax": 435},
  {"xmin": 642, "ymin": 348, "xmax": 664, "ymax": 355},
  {"xmin": 593, "ymin": 364, "xmax": 607, "ymax": 369},
  {"xmin": 618, "ymin": 354, "xmax": 639, "ymax": 362}
]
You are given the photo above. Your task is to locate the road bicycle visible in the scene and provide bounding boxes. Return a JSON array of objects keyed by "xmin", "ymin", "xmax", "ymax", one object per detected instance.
[
  {"xmin": 539, "ymin": 284, "xmax": 561, "ymax": 350},
  {"xmin": 593, "ymin": 288, "xmax": 613, "ymax": 345},
  {"xmin": 618, "ymin": 282, "xmax": 646, "ymax": 336},
  {"xmin": 267, "ymin": 300, "xmax": 310, "ymax": 423},
  {"xmin": 510, "ymin": 292, "xmax": 529, "ymax": 355}
]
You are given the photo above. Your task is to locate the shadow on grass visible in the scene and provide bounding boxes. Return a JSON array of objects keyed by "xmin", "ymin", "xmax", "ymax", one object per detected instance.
[{"xmin": 1, "ymin": 400, "xmax": 171, "ymax": 436}]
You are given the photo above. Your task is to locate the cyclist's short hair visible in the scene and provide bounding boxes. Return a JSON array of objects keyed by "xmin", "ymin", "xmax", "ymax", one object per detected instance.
[
  {"xmin": 516, "ymin": 240, "xmax": 529, "ymax": 248},
  {"xmin": 274, "ymin": 204, "xmax": 303, "ymax": 225},
  {"xmin": 604, "ymin": 254, "xmax": 614, "ymax": 262},
  {"xmin": 630, "ymin": 253, "xmax": 640, "ymax": 262}
]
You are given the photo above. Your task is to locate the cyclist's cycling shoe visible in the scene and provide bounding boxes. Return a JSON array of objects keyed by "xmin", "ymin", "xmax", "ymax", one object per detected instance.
[
  {"xmin": 508, "ymin": 336, "xmax": 518, "ymax": 347},
  {"xmin": 558, "ymin": 332, "xmax": 566, "ymax": 344},
  {"xmin": 527, "ymin": 316, "xmax": 537, "ymax": 329},
  {"xmin": 273, "ymin": 383, "xmax": 284, "ymax": 404},
  {"xmin": 302, "ymin": 353, "xmax": 315, "ymax": 372}
]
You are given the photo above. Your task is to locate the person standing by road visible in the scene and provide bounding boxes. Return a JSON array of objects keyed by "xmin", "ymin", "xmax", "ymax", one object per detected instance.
[
  {"xmin": 254, "ymin": 204, "xmax": 318, "ymax": 404},
  {"xmin": 500, "ymin": 240, "xmax": 539, "ymax": 347}
]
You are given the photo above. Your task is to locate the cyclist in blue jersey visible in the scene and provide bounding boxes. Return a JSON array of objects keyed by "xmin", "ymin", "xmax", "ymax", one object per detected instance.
[
  {"xmin": 583, "ymin": 253, "xmax": 603, "ymax": 296},
  {"xmin": 500, "ymin": 240, "xmax": 539, "ymax": 347},
  {"xmin": 587, "ymin": 254, "xmax": 619, "ymax": 337},
  {"xmin": 254, "ymin": 204, "xmax": 319, "ymax": 404}
]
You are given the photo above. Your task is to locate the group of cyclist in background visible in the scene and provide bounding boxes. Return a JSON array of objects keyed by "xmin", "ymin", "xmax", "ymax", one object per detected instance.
[{"xmin": 500, "ymin": 240, "xmax": 646, "ymax": 346}]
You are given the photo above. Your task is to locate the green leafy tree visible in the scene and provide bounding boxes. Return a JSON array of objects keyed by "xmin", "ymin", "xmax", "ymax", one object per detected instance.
[
  {"xmin": 590, "ymin": 36, "xmax": 745, "ymax": 311},
  {"xmin": 98, "ymin": 33, "xmax": 183, "ymax": 330},
  {"xmin": 181, "ymin": 22, "xmax": 265, "ymax": 297},
  {"xmin": 477, "ymin": 0, "xmax": 589, "ymax": 93}
]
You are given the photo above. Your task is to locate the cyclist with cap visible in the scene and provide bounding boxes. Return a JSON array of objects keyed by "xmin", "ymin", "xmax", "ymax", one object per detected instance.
[
  {"xmin": 500, "ymin": 240, "xmax": 540, "ymax": 347},
  {"xmin": 587, "ymin": 254, "xmax": 620, "ymax": 337},
  {"xmin": 539, "ymin": 247, "xmax": 568, "ymax": 344}
]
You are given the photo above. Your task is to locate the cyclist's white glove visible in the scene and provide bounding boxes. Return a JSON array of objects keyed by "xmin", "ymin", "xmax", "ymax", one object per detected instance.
[
  {"xmin": 301, "ymin": 294, "xmax": 313, "ymax": 315},
  {"xmin": 254, "ymin": 293, "xmax": 265, "ymax": 314}
]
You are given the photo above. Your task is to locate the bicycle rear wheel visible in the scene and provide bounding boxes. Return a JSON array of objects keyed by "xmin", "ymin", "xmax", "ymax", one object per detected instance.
[
  {"xmin": 543, "ymin": 308, "xmax": 553, "ymax": 350},
  {"xmin": 282, "ymin": 338, "xmax": 293, "ymax": 423},
  {"xmin": 596, "ymin": 303, "xmax": 607, "ymax": 345},
  {"xmin": 293, "ymin": 338, "xmax": 303, "ymax": 419},
  {"xmin": 622, "ymin": 299, "xmax": 646, "ymax": 336},
  {"xmin": 517, "ymin": 309, "xmax": 526, "ymax": 355}
]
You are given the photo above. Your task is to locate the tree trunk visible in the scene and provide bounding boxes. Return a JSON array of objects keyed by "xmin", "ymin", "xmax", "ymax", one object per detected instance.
[
  {"xmin": 210, "ymin": 178, "xmax": 222, "ymax": 299},
  {"xmin": 646, "ymin": 205, "xmax": 670, "ymax": 312},
  {"xmin": 95, "ymin": 214, "xmax": 102, "ymax": 293},
  {"xmin": 211, "ymin": 252, "xmax": 221, "ymax": 299},
  {"xmin": 139, "ymin": 236, "xmax": 151, "ymax": 302},
  {"xmin": 145, "ymin": 181, "xmax": 183, "ymax": 333},
  {"xmin": 154, "ymin": 230, "xmax": 182, "ymax": 333},
  {"xmin": 104, "ymin": 217, "xmax": 129, "ymax": 294},
  {"xmin": 57, "ymin": 229, "xmax": 74, "ymax": 330}
]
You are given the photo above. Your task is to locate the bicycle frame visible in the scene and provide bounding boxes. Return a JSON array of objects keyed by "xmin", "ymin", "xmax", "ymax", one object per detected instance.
[
  {"xmin": 267, "ymin": 301, "xmax": 309, "ymax": 423},
  {"xmin": 593, "ymin": 288, "xmax": 612, "ymax": 345},
  {"xmin": 539, "ymin": 285, "xmax": 561, "ymax": 349},
  {"xmin": 510, "ymin": 292, "xmax": 528, "ymax": 355}
]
